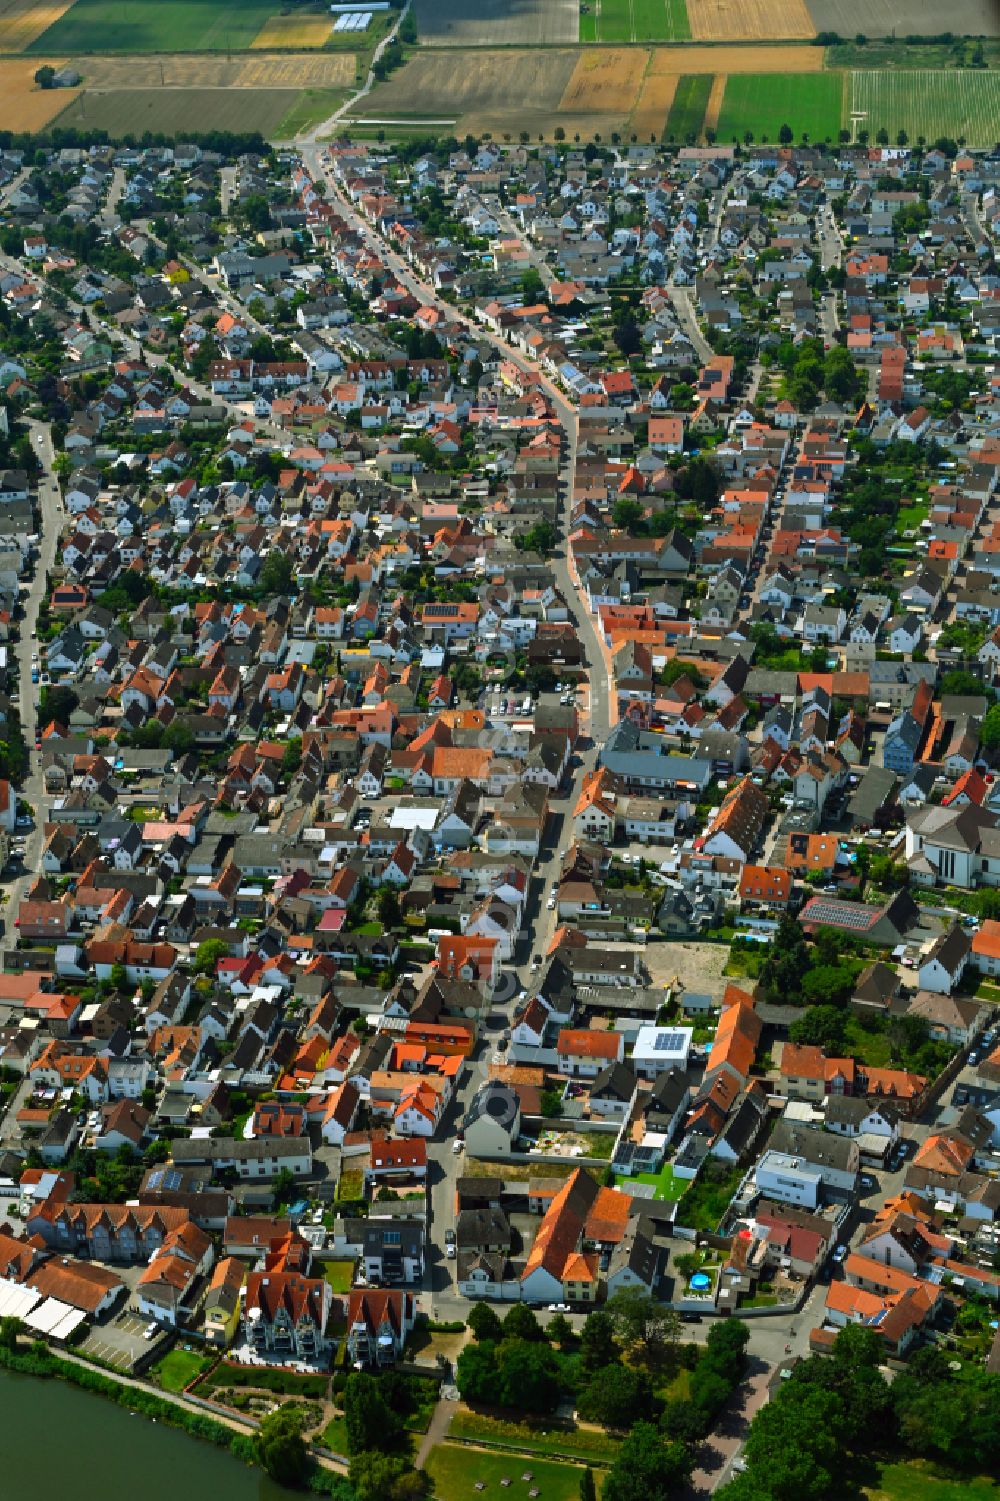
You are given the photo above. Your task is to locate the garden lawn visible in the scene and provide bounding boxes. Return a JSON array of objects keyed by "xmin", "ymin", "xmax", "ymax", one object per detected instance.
[
  {"xmin": 321, "ymin": 1414, "xmax": 348, "ymax": 1454},
  {"xmin": 842, "ymin": 1015, "xmax": 893, "ymax": 1068},
  {"xmin": 673, "ymin": 1164, "xmax": 742, "ymax": 1232},
  {"xmin": 896, "ymin": 499, "xmax": 930, "ymax": 531},
  {"xmin": 153, "ymin": 1347, "xmax": 212, "ymax": 1393},
  {"xmin": 448, "ymin": 1412, "xmax": 619, "ymax": 1465},
  {"xmin": 614, "ymin": 1162, "xmax": 690, "ymax": 1201},
  {"xmin": 425, "ymin": 1443, "xmax": 597, "ymax": 1501},
  {"xmin": 865, "ymin": 1459, "xmax": 999, "ymax": 1501},
  {"xmin": 321, "ymin": 1260, "xmax": 355, "ymax": 1293},
  {"xmin": 715, "ymin": 71, "xmax": 845, "ymax": 143}
]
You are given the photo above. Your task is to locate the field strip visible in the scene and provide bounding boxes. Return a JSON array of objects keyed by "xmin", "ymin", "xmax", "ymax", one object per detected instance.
[
  {"xmin": 630, "ymin": 68, "xmax": 678, "ymax": 139},
  {"xmin": 704, "ymin": 72, "xmax": 727, "ymax": 132},
  {"xmin": 250, "ymin": 14, "xmax": 335, "ymax": 49},
  {"xmin": 76, "ymin": 51, "xmax": 356, "ymax": 90},
  {"xmin": 559, "ymin": 47, "xmax": 646, "ymax": 113},
  {"xmin": 0, "ymin": 0, "xmax": 73, "ymax": 52},
  {"xmin": 688, "ymin": 0, "xmax": 815, "ymax": 41},
  {"xmin": 851, "ymin": 69, "xmax": 1000, "ymax": 146},
  {"xmin": 648, "ymin": 43, "xmax": 822, "ymax": 74}
]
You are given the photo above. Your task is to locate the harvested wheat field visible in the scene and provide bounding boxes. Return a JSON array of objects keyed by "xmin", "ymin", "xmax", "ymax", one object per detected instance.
[
  {"xmin": 0, "ymin": 57, "xmax": 72, "ymax": 127},
  {"xmin": 688, "ymin": 0, "xmax": 815, "ymax": 40},
  {"xmin": 649, "ymin": 43, "xmax": 822, "ymax": 73},
  {"xmin": 78, "ymin": 51, "xmax": 355, "ymax": 89},
  {"xmin": 558, "ymin": 48, "xmax": 646, "ymax": 113},
  {"xmin": 250, "ymin": 13, "xmax": 334, "ymax": 48},
  {"xmin": 0, "ymin": 0, "xmax": 74, "ymax": 52},
  {"xmin": 351, "ymin": 48, "xmax": 579, "ymax": 119},
  {"xmin": 703, "ymin": 72, "xmax": 727, "ymax": 131},
  {"xmin": 630, "ymin": 70, "xmax": 678, "ymax": 140}
]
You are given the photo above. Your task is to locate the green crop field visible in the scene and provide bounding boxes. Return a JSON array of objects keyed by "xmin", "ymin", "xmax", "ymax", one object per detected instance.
[
  {"xmin": 851, "ymin": 70, "xmax": 1000, "ymax": 145},
  {"xmin": 26, "ymin": 0, "xmax": 275, "ymax": 54},
  {"xmin": 664, "ymin": 73, "xmax": 712, "ymax": 140},
  {"xmin": 53, "ymin": 86, "xmax": 300, "ymax": 135},
  {"xmin": 581, "ymin": 0, "xmax": 690, "ymax": 43},
  {"xmin": 716, "ymin": 71, "xmax": 845, "ymax": 142}
]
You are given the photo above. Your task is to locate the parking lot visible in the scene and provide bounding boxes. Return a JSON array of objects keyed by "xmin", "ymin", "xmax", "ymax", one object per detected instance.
[{"xmin": 79, "ymin": 1309, "xmax": 161, "ymax": 1372}]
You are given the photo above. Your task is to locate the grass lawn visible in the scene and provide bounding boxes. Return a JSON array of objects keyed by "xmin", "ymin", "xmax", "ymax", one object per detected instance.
[
  {"xmin": 842, "ymin": 1014, "xmax": 893, "ymax": 1068},
  {"xmin": 153, "ymin": 1347, "xmax": 213, "ymax": 1393},
  {"xmin": 657, "ymin": 1366, "xmax": 691, "ymax": 1402},
  {"xmin": 336, "ymin": 1168, "xmax": 364, "ymax": 1201},
  {"xmin": 27, "ymin": 0, "xmax": 274, "ymax": 53},
  {"xmin": 321, "ymin": 1260, "xmax": 355, "ymax": 1293},
  {"xmin": 866, "ymin": 1459, "xmax": 999, "ymax": 1501},
  {"xmin": 716, "ymin": 72, "xmax": 845, "ymax": 144},
  {"xmin": 896, "ymin": 499, "xmax": 930, "ymax": 532},
  {"xmin": 614, "ymin": 1162, "xmax": 690, "ymax": 1201},
  {"xmin": 448, "ymin": 1412, "xmax": 618, "ymax": 1465},
  {"xmin": 426, "ymin": 1442, "xmax": 598, "ymax": 1501},
  {"xmin": 321, "ymin": 1415, "xmax": 348, "ymax": 1454}
]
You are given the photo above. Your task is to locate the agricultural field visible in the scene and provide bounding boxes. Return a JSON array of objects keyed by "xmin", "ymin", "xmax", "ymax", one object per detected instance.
[
  {"xmin": 648, "ymin": 42, "xmax": 823, "ymax": 74},
  {"xmin": 53, "ymin": 83, "xmax": 300, "ymax": 133},
  {"xmin": 349, "ymin": 44, "xmax": 579, "ymax": 135},
  {"xmin": 412, "ymin": 0, "xmax": 579, "ymax": 47},
  {"xmin": 273, "ymin": 86, "xmax": 347, "ymax": 136},
  {"xmin": 716, "ymin": 70, "xmax": 845, "ymax": 141},
  {"xmin": 0, "ymin": 57, "xmax": 73, "ymax": 127},
  {"xmin": 249, "ymin": 13, "xmax": 333, "ymax": 49},
  {"xmin": 663, "ymin": 72, "xmax": 712, "ymax": 140},
  {"xmin": 580, "ymin": 0, "xmax": 691, "ymax": 43},
  {"xmin": 0, "ymin": 0, "xmax": 73, "ymax": 52},
  {"xmin": 688, "ymin": 0, "xmax": 815, "ymax": 41},
  {"xmin": 559, "ymin": 47, "xmax": 646, "ymax": 112},
  {"xmin": 804, "ymin": 0, "xmax": 998, "ymax": 38},
  {"xmin": 77, "ymin": 51, "xmax": 356, "ymax": 89},
  {"xmin": 631, "ymin": 69, "xmax": 678, "ymax": 139},
  {"xmin": 852, "ymin": 69, "xmax": 1000, "ymax": 145},
  {"xmin": 25, "ymin": 0, "xmax": 276, "ymax": 54}
]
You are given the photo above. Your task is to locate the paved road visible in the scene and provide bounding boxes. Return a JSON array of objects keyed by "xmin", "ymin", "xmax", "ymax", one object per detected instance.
[{"xmin": 3, "ymin": 420, "xmax": 65, "ymax": 946}]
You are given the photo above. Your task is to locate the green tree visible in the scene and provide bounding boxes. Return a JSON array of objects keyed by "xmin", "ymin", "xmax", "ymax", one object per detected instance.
[
  {"xmin": 607, "ymin": 1286, "xmax": 676, "ymax": 1353},
  {"xmin": 34, "ymin": 64, "xmax": 56, "ymax": 89},
  {"xmin": 779, "ymin": 123, "xmax": 794, "ymax": 145},
  {"xmin": 350, "ymin": 1451, "xmax": 428, "ymax": 1501},
  {"xmin": 546, "ymin": 1312, "xmax": 575, "ymax": 1350},
  {"xmin": 578, "ymin": 1363, "xmax": 655, "ymax": 1431},
  {"xmin": 260, "ymin": 549, "xmax": 294, "ymax": 595},
  {"xmin": 580, "ymin": 1468, "xmax": 597, "ymax": 1501},
  {"xmin": 253, "ymin": 1407, "xmax": 309, "ymax": 1488},
  {"xmin": 602, "ymin": 1423, "xmax": 693, "ymax": 1501},
  {"xmin": 466, "ymin": 1302, "xmax": 503, "ymax": 1343},
  {"xmin": 495, "ymin": 1338, "xmax": 562, "ymax": 1414},
  {"xmin": 502, "ymin": 1303, "xmax": 545, "ymax": 1342},
  {"xmin": 343, "ymin": 1372, "xmax": 403, "ymax": 1455},
  {"xmin": 281, "ymin": 737, "xmax": 302, "ymax": 779},
  {"xmin": 612, "ymin": 498, "xmax": 644, "ymax": 531},
  {"xmin": 271, "ymin": 1167, "xmax": 297, "ymax": 1213},
  {"xmin": 193, "ymin": 937, "xmax": 230, "ymax": 976},
  {"xmin": 980, "ymin": 703, "xmax": 1000, "ymax": 751},
  {"xmin": 455, "ymin": 1340, "xmax": 501, "ymax": 1404},
  {"xmin": 579, "ymin": 1308, "xmax": 618, "ymax": 1374}
]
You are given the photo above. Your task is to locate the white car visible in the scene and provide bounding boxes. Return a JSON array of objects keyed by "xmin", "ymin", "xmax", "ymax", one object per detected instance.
[
  {"xmin": 452, "ymin": 1139, "xmax": 463, "ymax": 1156},
  {"xmin": 546, "ymin": 894, "xmax": 556, "ymax": 910}
]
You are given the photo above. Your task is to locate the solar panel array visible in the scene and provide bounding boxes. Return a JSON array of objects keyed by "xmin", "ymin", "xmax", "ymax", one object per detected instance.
[
  {"xmin": 803, "ymin": 899, "xmax": 874, "ymax": 931},
  {"xmin": 653, "ymin": 1029, "xmax": 688, "ymax": 1051}
]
